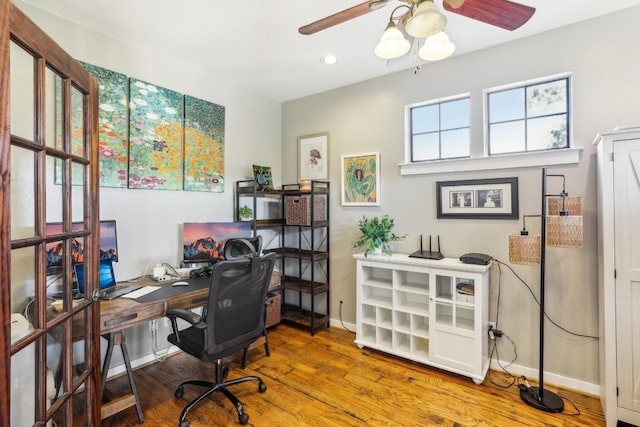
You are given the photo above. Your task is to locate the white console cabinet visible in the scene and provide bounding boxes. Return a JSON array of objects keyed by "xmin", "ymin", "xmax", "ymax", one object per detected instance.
[
  {"xmin": 595, "ymin": 129, "xmax": 640, "ymax": 426},
  {"xmin": 353, "ymin": 253, "xmax": 491, "ymax": 384}
]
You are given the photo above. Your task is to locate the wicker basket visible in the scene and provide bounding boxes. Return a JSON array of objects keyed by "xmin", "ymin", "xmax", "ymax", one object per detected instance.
[
  {"xmin": 285, "ymin": 195, "xmax": 326, "ymax": 225},
  {"xmin": 265, "ymin": 293, "xmax": 281, "ymax": 327},
  {"xmin": 269, "ymin": 271, "xmax": 281, "ymax": 290}
]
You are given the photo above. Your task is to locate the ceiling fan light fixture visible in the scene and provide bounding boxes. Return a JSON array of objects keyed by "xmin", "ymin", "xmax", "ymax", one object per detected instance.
[
  {"xmin": 405, "ymin": 0, "xmax": 447, "ymax": 39},
  {"xmin": 374, "ymin": 20, "xmax": 411, "ymax": 59},
  {"xmin": 419, "ymin": 31, "xmax": 456, "ymax": 61}
]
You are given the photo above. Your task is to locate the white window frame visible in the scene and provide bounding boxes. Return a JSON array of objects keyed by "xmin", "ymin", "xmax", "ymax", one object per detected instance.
[
  {"xmin": 399, "ymin": 72, "xmax": 581, "ymax": 176},
  {"xmin": 404, "ymin": 93, "xmax": 470, "ymax": 164}
]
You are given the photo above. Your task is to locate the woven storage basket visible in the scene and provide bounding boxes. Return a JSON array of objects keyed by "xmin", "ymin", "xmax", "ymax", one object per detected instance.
[
  {"xmin": 265, "ymin": 293, "xmax": 281, "ymax": 327},
  {"xmin": 285, "ymin": 195, "xmax": 326, "ymax": 225}
]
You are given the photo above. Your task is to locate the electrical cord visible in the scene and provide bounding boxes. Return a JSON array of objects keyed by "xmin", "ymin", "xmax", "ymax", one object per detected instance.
[
  {"xmin": 339, "ymin": 300, "xmax": 355, "ymax": 334},
  {"xmin": 494, "ymin": 258, "xmax": 598, "ymax": 340}
]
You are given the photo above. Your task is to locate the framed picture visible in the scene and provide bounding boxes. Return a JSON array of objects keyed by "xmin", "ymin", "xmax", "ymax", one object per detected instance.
[
  {"xmin": 436, "ymin": 177, "xmax": 519, "ymax": 219},
  {"xmin": 341, "ymin": 152, "xmax": 380, "ymax": 206},
  {"xmin": 298, "ymin": 132, "xmax": 328, "ymax": 180}
]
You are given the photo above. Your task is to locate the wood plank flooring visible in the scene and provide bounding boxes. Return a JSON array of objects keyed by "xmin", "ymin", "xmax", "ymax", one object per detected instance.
[{"xmin": 99, "ymin": 325, "xmax": 605, "ymax": 427}]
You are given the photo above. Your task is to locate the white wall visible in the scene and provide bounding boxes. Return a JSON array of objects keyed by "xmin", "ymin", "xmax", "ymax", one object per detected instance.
[
  {"xmin": 282, "ymin": 6, "xmax": 640, "ymax": 389},
  {"xmin": 15, "ymin": 1, "xmax": 282, "ymax": 364}
]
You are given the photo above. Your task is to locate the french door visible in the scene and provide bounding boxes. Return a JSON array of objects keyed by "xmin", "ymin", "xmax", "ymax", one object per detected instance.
[{"xmin": 1, "ymin": 1, "xmax": 101, "ymax": 425}]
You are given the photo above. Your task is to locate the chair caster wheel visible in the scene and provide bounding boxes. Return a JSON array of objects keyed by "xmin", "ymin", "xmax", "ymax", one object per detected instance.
[
  {"xmin": 175, "ymin": 386, "xmax": 184, "ymax": 398},
  {"xmin": 258, "ymin": 381, "xmax": 267, "ymax": 393},
  {"xmin": 180, "ymin": 419, "xmax": 189, "ymax": 427},
  {"xmin": 239, "ymin": 412, "xmax": 249, "ymax": 425}
]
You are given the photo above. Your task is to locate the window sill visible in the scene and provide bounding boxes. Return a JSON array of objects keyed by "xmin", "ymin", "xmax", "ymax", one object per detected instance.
[{"xmin": 399, "ymin": 148, "xmax": 583, "ymax": 176}]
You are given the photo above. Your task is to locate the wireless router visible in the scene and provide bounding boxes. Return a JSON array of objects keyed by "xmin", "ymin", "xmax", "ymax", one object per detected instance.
[{"xmin": 409, "ymin": 235, "xmax": 444, "ymax": 260}]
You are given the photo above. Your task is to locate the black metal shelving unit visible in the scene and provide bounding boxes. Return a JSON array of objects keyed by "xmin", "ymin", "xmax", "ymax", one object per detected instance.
[{"xmin": 235, "ymin": 180, "xmax": 330, "ymax": 335}]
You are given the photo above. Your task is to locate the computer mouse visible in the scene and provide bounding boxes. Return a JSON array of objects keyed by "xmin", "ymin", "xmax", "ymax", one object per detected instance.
[{"xmin": 172, "ymin": 281, "xmax": 189, "ymax": 287}]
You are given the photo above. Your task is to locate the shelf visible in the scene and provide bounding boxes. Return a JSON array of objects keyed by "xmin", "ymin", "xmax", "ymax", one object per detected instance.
[
  {"xmin": 281, "ymin": 305, "xmax": 329, "ymax": 331},
  {"xmin": 281, "ymin": 276, "xmax": 329, "ymax": 294},
  {"xmin": 264, "ymin": 247, "xmax": 329, "ymax": 261}
]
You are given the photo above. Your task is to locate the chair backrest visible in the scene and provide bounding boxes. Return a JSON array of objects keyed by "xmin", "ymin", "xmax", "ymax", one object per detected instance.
[
  {"xmin": 204, "ymin": 251, "xmax": 276, "ymax": 358},
  {"xmin": 223, "ymin": 236, "xmax": 263, "ymax": 260}
]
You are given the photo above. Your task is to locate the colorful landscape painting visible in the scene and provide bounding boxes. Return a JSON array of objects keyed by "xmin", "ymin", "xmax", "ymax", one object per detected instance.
[
  {"xmin": 183, "ymin": 95, "xmax": 225, "ymax": 192},
  {"xmin": 80, "ymin": 62, "xmax": 129, "ymax": 187},
  {"xmin": 128, "ymin": 78, "xmax": 183, "ymax": 190}
]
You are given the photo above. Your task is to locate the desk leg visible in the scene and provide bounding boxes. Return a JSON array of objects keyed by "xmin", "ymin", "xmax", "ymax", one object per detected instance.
[{"xmin": 101, "ymin": 331, "xmax": 144, "ymax": 423}]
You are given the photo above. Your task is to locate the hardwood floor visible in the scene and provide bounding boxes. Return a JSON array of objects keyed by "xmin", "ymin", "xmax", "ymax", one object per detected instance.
[{"xmin": 100, "ymin": 325, "xmax": 605, "ymax": 427}]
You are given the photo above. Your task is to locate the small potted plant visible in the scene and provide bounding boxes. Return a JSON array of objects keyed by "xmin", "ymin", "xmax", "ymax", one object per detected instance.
[
  {"xmin": 352, "ymin": 215, "xmax": 405, "ymax": 256},
  {"xmin": 239, "ymin": 205, "xmax": 253, "ymax": 221}
]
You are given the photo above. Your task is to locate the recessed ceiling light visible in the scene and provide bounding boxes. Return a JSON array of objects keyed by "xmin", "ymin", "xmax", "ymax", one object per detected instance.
[{"xmin": 322, "ymin": 55, "xmax": 338, "ymax": 65}]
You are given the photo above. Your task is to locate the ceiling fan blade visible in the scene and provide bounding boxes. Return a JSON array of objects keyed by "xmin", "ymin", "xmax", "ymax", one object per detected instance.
[
  {"xmin": 298, "ymin": 0, "xmax": 391, "ymax": 35},
  {"xmin": 443, "ymin": 0, "xmax": 535, "ymax": 31}
]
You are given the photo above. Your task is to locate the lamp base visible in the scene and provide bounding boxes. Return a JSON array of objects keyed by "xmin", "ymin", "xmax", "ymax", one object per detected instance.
[{"xmin": 520, "ymin": 386, "xmax": 564, "ymax": 413}]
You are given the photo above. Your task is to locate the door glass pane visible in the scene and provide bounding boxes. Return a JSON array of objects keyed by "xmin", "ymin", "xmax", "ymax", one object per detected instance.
[
  {"xmin": 11, "ymin": 246, "xmax": 36, "ymax": 319},
  {"xmin": 46, "ymin": 323, "xmax": 66, "ymax": 397},
  {"xmin": 46, "ymin": 154, "xmax": 64, "ymax": 225},
  {"xmin": 10, "ymin": 336, "xmax": 36, "ymax": 427},
  {"xmin": 71, "ymin": 311, "xmax": 87, "ymax": 388},
  {"xmin": 10, "ymin": 40, "xmax": 35, "ymax": 141},
  {"xmin": 70, "ymin": 86, "xmax": 85, "ymax": 157},
  {"xmin": 45, "ymin": 67, "xmax": 63, "ymax": 149},
  {"xmin": 71, "ymin": 161, "xmax": 85, "ymax": 223},
  {"xmin": 10, "ymin": 145, "xmax": 35, "ymax": 239}
]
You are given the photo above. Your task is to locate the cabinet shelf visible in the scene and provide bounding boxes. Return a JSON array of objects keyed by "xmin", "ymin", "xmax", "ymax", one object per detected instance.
[
  {"xmin": 264, "ymin": 247, "xmax": 329, "ymax": 261},
  {"xmin": 281, "ymin": 305, "xmax": 329, "ymax": 330},
  {"xmin": 281, "ymin": 276, "xmax": 329, "ymax": 294}
]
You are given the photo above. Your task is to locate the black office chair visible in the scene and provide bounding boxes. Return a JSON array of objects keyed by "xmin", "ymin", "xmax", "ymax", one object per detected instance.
[{"xmin": 166, "ymin": 249, "xmax": 276, "ymax": 426}]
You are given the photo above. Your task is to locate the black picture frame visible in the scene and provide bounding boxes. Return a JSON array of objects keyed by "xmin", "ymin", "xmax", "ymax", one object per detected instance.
[{"xmin": 436, "ymin": 177, "xmax": 519, "ymax": 219}]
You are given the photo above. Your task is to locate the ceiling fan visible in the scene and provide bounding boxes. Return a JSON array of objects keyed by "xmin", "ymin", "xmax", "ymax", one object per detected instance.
[{"xmin": 299, "ymin": 0, "xmax": 536, "ymax": 61}]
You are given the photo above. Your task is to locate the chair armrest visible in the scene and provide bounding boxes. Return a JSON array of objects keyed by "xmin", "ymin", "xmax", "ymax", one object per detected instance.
[
  {"xmin": 166, "ymin": 308, "xmax": 201, "ymax": 325},
  {"xmin": 166, "ymin": 308, "xmax": 205, "ymax": 343}
]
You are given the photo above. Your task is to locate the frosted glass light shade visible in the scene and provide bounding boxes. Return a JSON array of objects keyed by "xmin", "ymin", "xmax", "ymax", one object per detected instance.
[
  {"xmin": 547, "ymin": 215, "xmax": 583, "ymax": 248},
  {"xmin": 509, "ymin": 234, "xmax": 541, "ymax": 265},
  {"xmin": 419, "ymin": 32, "xmax": 456, "ymax": 61},
  {"xmin": 375, "ymin": 21, "xmax": 411, "ymax": 59},
  {"xmin": 547, "ymin": 196, "xmax": 582, "ymax": 216},
  {"xmin": 405, "ymin": 0, "xmax": 447, "ymax": 38}
]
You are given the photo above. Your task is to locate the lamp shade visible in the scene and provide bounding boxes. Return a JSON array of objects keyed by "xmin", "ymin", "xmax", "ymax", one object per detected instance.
[
  {"xmin": 374, "ymin": 21, "xmax": 411, "ymax": 59},
  {"xmin": 547, "ymin": 215, "xmax": 583, "ymax": 248},
  {"xmin": 419, "ymin": 31, "xmax": 456, "ymax": 61},
  {"xmin": 405, "ymin": 0, "xmax": 447, "ymax": 38},
  {"xmin": 547, "ymin": 196, "xmax": 582, "ymax": 216},
  {"xmin": 509, "ymin": 233, "xmax": 541, "ymax": 265}
]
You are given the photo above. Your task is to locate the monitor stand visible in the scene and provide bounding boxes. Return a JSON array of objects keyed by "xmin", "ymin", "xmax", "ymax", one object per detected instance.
[{"xmin": 409, "ymin": 235, "xmax": 444, "ymax": 260}]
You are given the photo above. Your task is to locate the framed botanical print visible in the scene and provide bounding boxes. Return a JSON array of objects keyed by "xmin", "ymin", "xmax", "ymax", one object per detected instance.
[{"xmin": 298, "ymin": 132, "xmax": 329, "ymax": 181}]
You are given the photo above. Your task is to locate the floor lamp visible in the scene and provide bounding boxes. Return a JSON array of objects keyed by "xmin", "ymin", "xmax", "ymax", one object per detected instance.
[{"xmin": 508, "ymin": 167, "xmax": 583, "ymax": 412}]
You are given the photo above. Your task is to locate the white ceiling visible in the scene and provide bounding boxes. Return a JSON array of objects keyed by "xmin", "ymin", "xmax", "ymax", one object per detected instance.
[{"xmin": 20, "ymin": 0, "xmax": 640, "ymax": 102}]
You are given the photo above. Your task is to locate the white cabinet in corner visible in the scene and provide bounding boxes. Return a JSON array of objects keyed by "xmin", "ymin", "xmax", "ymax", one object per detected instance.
[{"xmin": 353, "ymin": 253, "xmax": 491, "ymax": 384}]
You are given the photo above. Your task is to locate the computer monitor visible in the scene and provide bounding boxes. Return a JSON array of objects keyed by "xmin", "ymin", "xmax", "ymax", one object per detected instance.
[
  {"xmin": 45, "ymin": 219, "xmax": 119, "ymax": 274},
  {"xmin": 182, "ymin": 222, "xmax": 252, "ymax": 262}
]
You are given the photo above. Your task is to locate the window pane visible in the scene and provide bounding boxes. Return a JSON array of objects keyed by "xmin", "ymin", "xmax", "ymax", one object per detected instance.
[
  {"xmin": 412, "ymin": 133, "xmax": 440, "ymax": 161},
  {"xmin": 527, "ymin": 79, "xmax": 567, "ymax": 117},
  {"xmin": 11, "ymin": 146, "xmax": 36, "ymax": 240},
  {"xmin": 46, "ymin": 68, "xmax": 63, "ymax": 149},
  {"xmin": 71, "ymin": 86, "xmax": 85, "ymax": 157},
  {"xmin": 441, "ymin": 98, "xmax": 469, "ymax": 130},
  {"xmin": 489, "ymin": 88, "xmax": 524, "ymax": 122},
  {"xmin": 71, "ymin": 161, "xmax": 85, "ymax": 223},
  {"xmin": 10, "ymin": 41, "xmax": 35, "ymax": 141},
  {"xmin": 527, "ymin": 115, "xmax": 568, "ymax": 150},
  {"xmin": 441, "ymin": 128, "xmax": 470, "ymax": 158},
  {"xmin": 490, "ymin": 121, "xmax": 525, "ymax": 154},
  {"xmin": 411, "ymin": 104, "xmax": 439, "ymax": 133}
]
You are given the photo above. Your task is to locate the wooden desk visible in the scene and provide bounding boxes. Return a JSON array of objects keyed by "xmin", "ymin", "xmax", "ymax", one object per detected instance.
[
  {"xmin": 99, "ymin": 276, "xmax": 209, "ymax": 422},
  {"xmin": 98, "ymin": 275, "xmax": 270, "ymax": 422}
]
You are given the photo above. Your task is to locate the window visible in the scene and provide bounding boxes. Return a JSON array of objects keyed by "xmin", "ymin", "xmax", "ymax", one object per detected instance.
[
  {"xmin": 407, "ymin": 95, "xmax": 470, "ymax": 162},
  {"xmin": 487, "ymin": 76, "xmax": 570, "ymax": 155}
]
